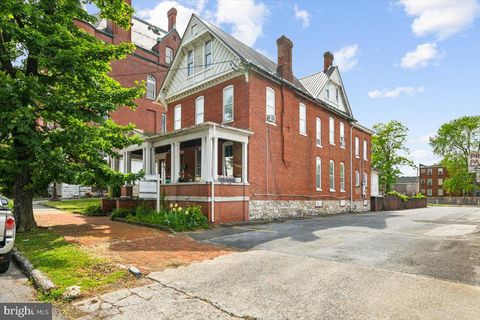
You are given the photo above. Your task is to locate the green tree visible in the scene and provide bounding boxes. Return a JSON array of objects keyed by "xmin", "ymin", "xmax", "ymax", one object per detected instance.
[
  {"xmin": 0, "ymin": 0, "xmax": 144, "ymax": 231},
  {"xmin": 371, "ymin": 120, "xmax": 414, "ymax": 193},
  {"xmin": 430, "ymin": 116, "xmax": 480, "ymax": 195}
]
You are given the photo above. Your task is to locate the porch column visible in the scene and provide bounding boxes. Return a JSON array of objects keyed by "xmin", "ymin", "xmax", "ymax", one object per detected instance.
[
  {"xmin": 201, "ymin": 136, "xmax": 211, "ymax": 182},
  {"xmin": 212, "ymin": 137, "xmax": 218, "ymax": 181},
  {"xmin": 144, "ymin": 143, "xmax": 153, "ymax": 175},
  {"xmin": 242, "ymin": 142, "xmax": 248, "ymax": 183},
  {"xmin": 123, "ymin": 151, "xmax": 131, "ymax": 173},
  {"xmin": 171, "ymin": 142, "xmax": 180, "ymax": 183}
]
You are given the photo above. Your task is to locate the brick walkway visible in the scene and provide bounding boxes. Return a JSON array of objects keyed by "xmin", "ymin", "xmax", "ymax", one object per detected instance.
[{"xmin": 34, "ymin": 206, "xmax": 233, "ymax": 273}]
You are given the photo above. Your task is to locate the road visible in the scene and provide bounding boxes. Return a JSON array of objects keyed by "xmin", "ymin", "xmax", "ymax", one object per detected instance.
[
  {"xmin": 70, "ymin": 206, "xmax": 480, "ymax": 319},
  {"xmin": 0, "ymin": 263, "xmax": 37, "ymax": 303}
]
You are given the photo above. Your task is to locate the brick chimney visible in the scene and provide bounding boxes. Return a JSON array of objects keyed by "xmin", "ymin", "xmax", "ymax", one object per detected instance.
[
  {"xmin": 107, "ymin": 0, "xmax": 132, "ymax": 44},
  {"xmin": 168, "ymin": 8, "xmax": 177, "ymax": 31},
  {"xmin": 276, "ymin": 35, "xmax": 294, "ymax": 82},
  {"xmin": 323, "ymin": 51, "xmax": 334, "ymax": 72}
]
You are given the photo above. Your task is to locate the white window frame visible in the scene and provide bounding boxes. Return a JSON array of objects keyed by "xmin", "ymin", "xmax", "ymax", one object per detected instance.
[
  {"xmin": 438, "ymin": 178, "xmax": 443, "ymax": 186},
  {"xmin": 195, "ymin": 147, "xmax": 202, "ymax": 178},
  {"xmin": 316, "ymin": 117, "xmax": 322, "ymax": 147},
  {"xmin": 438, "ymin": 189, "xmax": 443, "ymax": 196},
  {"xmin": 222, "ymin": 142, "xmax": 234, "ymax": 177},
  {"xmin": 266, "ymin": 87, "xmax": 276, "ymax": 123},
  {"xmin": 355, "ymin": 170, "xmax": 360, "ymax": 187},
  {"xmin": 427, "ymin": 178, "xmax": 432, "ymax": 186},
  {"xmin": 146, "ymin": 75, "xmax": 156, "ymax": 100},
  {"xmin": 340, "ymin": 122, "xmax": 345, "ymax": 148},
  {"xmin": 299, "ymin": 103, "xmax": 307, "ymax": 135},
  {"xmin": 329, "ymin": 117, "xmax": 335, "ymax": 145},
  {"xmin": 438, "ymin": 168, "xmax": 444, "ymax": 175},
  {"xmin": 335, "ymin": 87, "xmax": 339, "ymax": 103},
  {"xmin": 204, "ymin": 40, "xmax": 212, "ymax": 69},
  {"xmin": 223, "ymin": 85, "xmax": 234, "ymax": 122},
  {"xmin": 427, "ymin": 168, "xmax": 432, "ymax": 175},
  {"xmin": 161, "ymin": 113, "xmax": 167, "ymax": 133},
  {"xmin": 326, "ymin": 86, "xmax": 330, "ymax": 100},
  {"xmin": 355, "ymin": 137, "xmax": 360, "ymax": 158},
  {"xmin": 363, "ymin": 171, "xmax": 368, "ymax": 188},
  {"xmin": 165, "ymin": 47, "xmax": 173, "ymax": 64},
  {"xmin": 187, "ymin": 50, "xmax": 194, "ymax": 77},
  {"xmin": 329, "ymin": 160, "xmax": 335, "ymax": 192},
  {"xmin": 195, "ymin": 96, "xmax": 204, "ymax": 125},
  {"xmin": 363, "ymin": 140, "xmax": 368, "ymax": 160},
  {"xmin": 340, "ymin": 162, "xmax": 345, "ymax": 192},
  {"xmin": 174, "ymin": 105, "xmax": 181, "ymax": 130},
  {"xmin": 427, "ymin": 189, "xmax": 432, "ymax": 196},
  {"xmin": 316, "ymin": 157, "xmax": 322, "ymax": 191}
]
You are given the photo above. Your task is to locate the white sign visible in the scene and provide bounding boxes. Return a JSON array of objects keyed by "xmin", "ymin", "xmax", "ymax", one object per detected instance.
[{"xmin": 469, "ymin": 153, "xmax": 480, "ymax": 173}]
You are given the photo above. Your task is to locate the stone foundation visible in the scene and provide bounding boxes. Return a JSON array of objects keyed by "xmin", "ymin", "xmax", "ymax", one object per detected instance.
[{"xmin": 249, "ymin": 199, "xmax": 370, "ymax": 221}]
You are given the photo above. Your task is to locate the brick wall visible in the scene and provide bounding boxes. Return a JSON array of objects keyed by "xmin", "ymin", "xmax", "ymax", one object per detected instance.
[{"xmin": 419, "ymin": 166, "xmax": 448, "ymax": 196}]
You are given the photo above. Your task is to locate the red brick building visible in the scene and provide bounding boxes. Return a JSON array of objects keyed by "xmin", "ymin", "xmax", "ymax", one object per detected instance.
[
  {"xmin": 75, "ymin": 1, "xmax": 180, "ymax": 133},
  {"xmin": 114, "ymin": 14, "xmax": 373, "ymax": 223},
  {"xmin": 418, "ymin": 164, "xmax": 448, "ymax": 196}
]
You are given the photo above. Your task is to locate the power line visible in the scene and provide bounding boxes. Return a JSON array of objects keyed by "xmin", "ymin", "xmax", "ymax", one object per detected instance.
[{"xmin": 109, "ymin": 60, "xmax": 239, "ymax": 78}]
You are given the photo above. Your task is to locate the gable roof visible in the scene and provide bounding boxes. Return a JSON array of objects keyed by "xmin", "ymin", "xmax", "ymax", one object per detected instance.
[{"xmin": 298, "ymin": 67, "xmax": 335, "ymax": 98}]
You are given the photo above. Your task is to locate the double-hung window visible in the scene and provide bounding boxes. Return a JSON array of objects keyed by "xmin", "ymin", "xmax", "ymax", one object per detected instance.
[
  {"xmin": 340, "ymin": 162, "xmax": 345, "ymax": 192},
  {"xmin": 223, "ymin": 85, "xmax": 234, "ymax": 122},
  {"xmin": 204, "ymin": 40, "xmax": 212, "ymax": 69},
  {"xmin": 266, "ymin": 87, "xmax": 275, "ymax": 123},
  {"xmin": 174, "ymin": 105, "xmax": 181, "ymax": 130},
  {"xmin": 187, "ymin": 50, "xmax": 194, "ymax": 76},
  {"xmin": 161, "ymin": 113, "xmax": 167, "ymax": 133},
  {"xmin": 329, "ymin": 117, "xmax": 335, "ymax": 145},
  {"xmin": 166, "ymin": 47, "xmax": 173, "ymax": 64},
  {"xmin": 316, "ymin": 117, "xmax": 322, "ymax": 147},
  {"xmin": 355, "ymin": 170, "xmax": 360, "ymax": 187},
  {"xmin": 299, "ymin": 103, "xmax": 306, "ymax": 135},
  {"xmin": 355, "ymin": 137, "xmax": 360, "ymax": 158},
  {"xmin": 340, "ymin": 122, "xmax": 345, "ymax": 148},
  {"xmin": 329, "ymin": 160, "xmax": 335, "ymax": 191},
  {"xmin": 363, "ymin": 140, "xmax": 368, "ymax": 160},
  {"xmin": 146, "ymin": 75, "xmax": 156, "ymax": 100},
  {"xmin": 363, "ymin": 172, "xmax": 368, "ymax": 187},
  {"xmin": 316, "ymin": 157, "xmax": 322, "ymax": 191},
  {"xmin": 195, "ymin": 96, "xmax": 204, "ymax": 125}
]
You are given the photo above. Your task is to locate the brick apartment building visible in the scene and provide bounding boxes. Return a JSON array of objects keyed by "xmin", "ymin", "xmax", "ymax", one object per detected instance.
[
  {"xmin": 113, "ymin": 14, "xmax": 373, "ymax": 223},
  {"xmin": 418, "ymin": 164, "xmax": 448, "ymax": 197}
]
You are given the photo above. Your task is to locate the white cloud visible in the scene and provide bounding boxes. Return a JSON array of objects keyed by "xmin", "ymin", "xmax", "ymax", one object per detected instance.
[
  {"xmin": 400, "ymin": 42, "xmax": 440, "ymax": 69},
  {"xmin": 400, "ymin": 147, "xmax": 440, "ymax": 175},
  {"xmin": 333, "ymin": 44, "xmax": 359, "ymax": 72},
  {"xmin": 215, "ymin": 0, "xmax": 268, "ymax": 46},
  {"xmin": 368, "ymin": 86, "xmax": 425, "ymax": 98},
  {"xmin": 137, "ymin": 0, "xmax": 198, "ymax": 37},
  {"xmin": 410, "ymin": 132, "xmax": 435, "ymax": 143},
  {"xmin": 398, "ymin": 0, "xmax": 480, "ymax": 40},
  {"xmin": 294, "ymin": 4, "xmax": 310, "ymax": 28}
]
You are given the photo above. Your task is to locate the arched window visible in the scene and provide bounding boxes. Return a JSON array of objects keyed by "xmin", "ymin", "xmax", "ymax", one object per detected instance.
[{"xmin": 146, "ymin": 75, "xmax": 156, "ymax": 100}]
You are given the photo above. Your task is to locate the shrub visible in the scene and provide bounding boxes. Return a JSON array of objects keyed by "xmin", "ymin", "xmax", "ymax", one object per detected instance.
[
  {"xmin": 83, "ymin": 204, "xmax": 104, "ymax": 216},
  {"xmin": 387, "ymin": 191, "xmax": 410, "ymax": 202},
  {"xmin": 111, "ymin": 208, "xmax": 134, "ymax": 220},
  {"xmin": 411, "ymin": 193, "xmax": 426, "ymax": 199}
]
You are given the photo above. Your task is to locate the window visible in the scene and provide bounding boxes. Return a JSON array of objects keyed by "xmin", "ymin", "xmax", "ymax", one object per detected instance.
[
  {"xmin": 187, "ymin": 50, "xmax": 194, "ymax": 76},
  {"xmin": 427, "ymin": 168, "xmax": 432, "ymax": 175},
  {"xmin": 340, "ymin": 162, "xmax": 345, "ymax": 192},
  {"xmin": 161, "ymin": 113, "xmax": 167, "ymax": 133},
  {"xmin": 204, "ymin": 40, "xmax": 212, "ymax": 69},
  {"xmin": 438, "ymin": 178, "xmax": 443, "ymax": 186},
  {"xmin": 146, "ymin": 75, "xmax": 156, "ymax": 100},
  {"xmin": 174, "ymin": 105, "xmax": 181, "ymax": 130},
  {"xmin": 335, "ymin": 87, "xmax": 339, "ymax": 102},
  {"xmin": 421, "ymin": 179, "xmax": 425, "ymax": 184},
  {"xmin": 438, "ymin": 168, "xmax": 444, "ymax": 175},
  {"xmin": 329, "ymin": 160, "xmax": 335, "ymax": 191},
  {"xmin": 316, "ymin": 117, "xmax": 322, "ymax": 147},
  {"xmin": 427, "ymin": 189, "xmax": 432, "ymax": 196},
  {"xmin": 363, "ymin": 171, "xmax": 368, "ymax": 187},
  {"xmin": 363, "ymin": 140, "xmax": 368, "ymax": 160},
  {"xmin": 266, "ymin": 87, "xmax": 275, "ymax": 123},
  {"xmin": 421, "ymin": 189, "xmax": 425, "ymax": 194},
  {"xmin": 355, "ymin": 170, "xmax": 360, "ymax": 187},
  {"xmin": 191, "ymin": 24, "xmax": 197, "ymax": 36},
  {"xmin": 339, "ymin": 122, "xmax": 345, "ymax": 148},
  {"xmin": 355, "ymin": 137, "xmax": 360, "ymax": 158},
  {"xmin": 195, "ymin": 96, "xmax": 204, "ymax": 125},
  {"xmin": 195, "ymin": 147, "xmax": 202, "ymax": 178},
  {"xmin": 326, "ymin": 86, "xmax": 330, "ymax": 100},
  {"xmin": 329, "ymin": 117, "xmax": 335, "ymax": 144},
  {"xmin": 316, "ymin": 157, "xmax": 322, "ymax": 191},
  {"xmin": 166, "ymin": 47, "xmax": 173, "ymax": 64},
  {"xmin": 420, "ymin": 168, "xmax": 425, "ymax": 174},
  {"xmin": 223, "ymin": 143, "xmax": 233, "ymax": 176},
  {"xmin": 427, "ymin": 179, "xmax": 432, "ymax": 186},
  {"xmin": 438, "ymin": 189, "xmax": 443, "ymax": 196},
  {"xmin": 299, "ymin": 103, "xmax": 306, "ymax": 135},
  {"xmin": 223, "ymin": 85, "xmax": 234, "ymax": 122}
]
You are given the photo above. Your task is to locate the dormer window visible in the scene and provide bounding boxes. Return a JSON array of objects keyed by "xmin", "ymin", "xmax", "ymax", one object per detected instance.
[
  {"xmin": 335, "ymin": 87, "xmax": 339, "ymax": 102},
  {"xmin": 187, "ymin": 50, "xmax": 194, "ymax": 76},
  {"xmin": 204, "ymin": 40, "xmax": 212, "ymax": 69}
]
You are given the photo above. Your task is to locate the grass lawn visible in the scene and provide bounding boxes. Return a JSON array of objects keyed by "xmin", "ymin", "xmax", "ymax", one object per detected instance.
[
  {"xmin": 16, "ymin": 228, "xmax": 127, "ymax": 301},
  {"xmin": 40, "ymin": 198, "xmax": 100, "ymax": 214}
]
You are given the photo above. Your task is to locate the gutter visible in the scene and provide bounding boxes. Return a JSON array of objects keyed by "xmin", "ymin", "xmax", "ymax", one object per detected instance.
[{"xmin": 210, "ymin": 126, "xmax": 216, "ymax": 223}]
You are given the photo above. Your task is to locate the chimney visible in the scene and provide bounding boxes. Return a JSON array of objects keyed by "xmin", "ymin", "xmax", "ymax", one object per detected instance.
[
  {"xmin": 168, "ymin": 7, "xmax": 177, "ymax": 31},
  {"xmin": 276, "ymin": 35, "xmax": 293, "ymax": 82},
  {"xmin": 107, "ymin": 0, "xmax": 132, "ymax": 44},
  {"xmin": 323, "ymin": 51, "xmax": 334, "ymax": 72}
]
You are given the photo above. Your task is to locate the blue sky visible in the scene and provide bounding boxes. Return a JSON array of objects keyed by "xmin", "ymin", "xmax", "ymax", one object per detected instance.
[{"xmin": 131, "ymin": 0, "xmax": 480, "ymax": 175}]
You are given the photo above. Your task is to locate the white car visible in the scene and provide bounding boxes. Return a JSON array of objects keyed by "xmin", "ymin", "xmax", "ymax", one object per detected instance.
[{"xmin": 0, "ymin": 197, "xmax": 15, "ymax": 273}]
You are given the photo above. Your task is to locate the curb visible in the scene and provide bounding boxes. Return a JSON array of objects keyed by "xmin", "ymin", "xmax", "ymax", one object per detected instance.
[
  {"xmin": 112, "ymin": 218, "xmax": 177, "ymax": 235},
  {"xmin": 12, "ymin": 248, "xmax": 56, "ymax": 293}
]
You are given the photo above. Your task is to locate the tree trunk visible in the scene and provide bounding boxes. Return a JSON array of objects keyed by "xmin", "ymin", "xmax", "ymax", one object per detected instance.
[{"xmin": 13, "ymin": 167, "xmax": 37, "ymax": 232}]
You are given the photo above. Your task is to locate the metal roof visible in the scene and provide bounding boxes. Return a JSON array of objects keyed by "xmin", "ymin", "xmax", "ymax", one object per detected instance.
[{"xmin": 298, "ymin": 68, "xmax": 334, "ymax": 98}]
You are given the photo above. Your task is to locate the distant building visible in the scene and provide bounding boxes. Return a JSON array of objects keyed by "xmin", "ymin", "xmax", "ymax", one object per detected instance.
[
  {"xmin": 393, "ymin": 176, "xmax": 419, "ymax": 196},
  {"xmin": 418, "ymin": 164, "xmax": 447, "ymax": 197}
]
